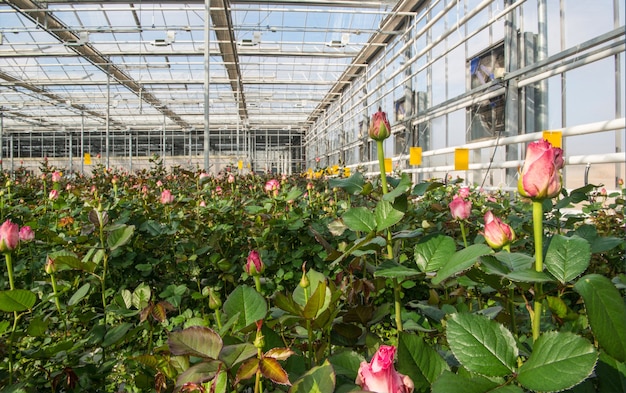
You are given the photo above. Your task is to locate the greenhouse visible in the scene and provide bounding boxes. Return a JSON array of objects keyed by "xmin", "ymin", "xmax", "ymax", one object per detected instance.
[{"xmin": 0, "ymin": 0, "xmax": 625, "ymax": 392}]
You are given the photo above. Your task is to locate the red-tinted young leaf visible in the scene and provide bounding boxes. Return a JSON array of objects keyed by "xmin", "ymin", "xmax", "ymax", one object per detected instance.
[
  {"xmin": 168, "ymin": 326, "xmax": 223, "ymax": 359},
  {"xmin": 234, "ymin": 358, "xmax": 259, "ymax": 385},
  {"xmin": 260, "ymin": 357, "xmax": 291, "ymax": 386},
  {"xmin": 140, "ymin": 302, "xmax": 153, "ymax": 323},
  {"xmin": 151, "ymin": 302, "xmax": 167, "ymax": 322},
  {"xmin": 264, "ymin": 347, "xmax": 295, "ymax": 361}
]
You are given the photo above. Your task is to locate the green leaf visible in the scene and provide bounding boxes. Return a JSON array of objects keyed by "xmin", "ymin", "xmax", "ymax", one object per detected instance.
[
  {"xmin": 139, "ymin": 220, "xmax": 163, "ymax": 236},
  {"xmin": 374, "ymin": 260, "xmax": 421, "ymax": 280},
  {"xmin": 517, "ymin": 331, "xmax": 597, "ymax": 392},
  {"xmin": 589, "ymin": 236, "xmax": 624, "ymax": 253},
  {"xmin": 293, "ymin": 269, "xmax": 327, "ymax": 308},
  {"xmin": 596, "ymin": 352, "xmax": 626, "ymax": 393},
  {"xmin": 342, "ymin": 207, "xmax": 376, "ymax": 233},
  {"xmin": 0, "ymin": 289, "xmax": 37, "ymax": 312},
  {"xmin": 206, "ymin": 369, "xmax": 228, "ymax": 393},
  {"xmin": 328, "ymin": 350, "xmax": 364, "ymax": 381},
  {"xmin": 176, "ymin": 361, "xmax": 221, "ymax": 387},
  {"xmin": 168, "ymin": 326, "xmax": 223, "ymax": 359},
  {"xmin": 446, "ymin": 313, "xmax": 517, "ymax": 377},
  {"xmin": 505, "ymin": 269, "xmax": 554, "ymax": 283},
  {"xmin": 102, "ymin": 322, "xmax": 132, "ymax": 347},
  {"xmin": 414, "ymin": 235, "xmax": 456, "ymax": 273},
  {"xmin": 219, "ymin": 343, "xmax": 257, "ymax": 368},
  {"xmin": 68, "ymin": 283, "xmax": 91, "ymax": 306},
  {"xmin": 383, "ymin": 173, "xmax": 412, "ymax": 201},
  {"xmin": 284, "ymin": 187, "xmax": 303, "ymax": 202},
  {"xmin": 574, "ymin": 274, "xmax": 626, "ymax": 362},
  {"xmin": 303, "ymin": 279, "xmax": 327, "ymax": 319},
  {"xmin": 397, "ymin": 332, "xmax": 449, "ymax": 392},
  {"xmin": 223, "ymin": 285, "xmax": 267, "ymax": 330},
  {"xmin": 329, "ymin": 172, "xmax": 366, "ymax": 195},
  {"xmin": 432, "ymin": 244, "xmax": 493, "ymax": 285},
  {"xmin": 274, "ymin": 292, "xmax": 303, "ymax": 317},
  {"xmin": 107, "ymin": 224, "xmax": 135, "ymax": 251},
  {"xmin": 545, "ymin": 235, "xmax": 590, "ymax": 284},
  {"xmin": 546, "ymin": 296, "xmax": 568, "ymax": 319},
  {"xmin": 28, "ymin": 316, "xmax": 49, "ymax": 337},
  {"xmin": 493, "ymin": 252, "xmax": 534, "ymax": 271},
  {"xmin": 375, "ymin": 200, "xmax": 404, "ymax": 231},
  {"xmin": 0, "ymin": 320, "xmax": 9, "ymax": 335},
  {"xmin": 132, "ymin": 283, "xmax": 151, "ymax": 310},
  {"xmin": 120, "ymin": 289, "xmax": 132, "ymax": 309},
  {"xmin": 432, "ymin": 371, "xmax": 524, "ymax": 393},
  {"xmin": 412, "ymin": 181, "xmax": 444, "ymax": 196},
  {"xmin": 289, "ymin": 359, "xmax": 335, "ymax": 393},
  {"xmin": 48, "ymin": 251, "xmax": 85, "ymax": 271}
]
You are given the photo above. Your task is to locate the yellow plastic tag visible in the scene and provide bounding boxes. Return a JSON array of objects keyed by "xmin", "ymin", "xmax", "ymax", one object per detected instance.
[
  {"xmin": 455, "ymin": 148, "xmax": 469, "ymax": 170},
  {"xmin": 410, "ymin": 147, "xmax": 422, "ymax": 166},
  {"xmin": 542, "ymin": 131, "xmax": 562, "ymax": 148}
]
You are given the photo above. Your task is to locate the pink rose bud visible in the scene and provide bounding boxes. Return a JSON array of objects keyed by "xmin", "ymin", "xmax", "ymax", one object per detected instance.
[
  {"xmin": 156, "ymin": 180, "xmax": 163, "ymax": 187},
  {"xmin": 483, "ymin": 211, "xmax": 516, "ymax": 249},
  {"xmin": 265, "ymin": 179, "xmax": 281, "ymax": 196},
  {"xmin": 449, "ymin": 195, "xmax": 471, "ymax": 220},
  {"xmin": 518, "ymin": 140, "xmax": 564, "ymax": 200},
  {"xmin": 245, "ymin": 250, "xmax": 265, "ymax": 276},
  {"xmin": 44, "ymin": 256, "xmax": 57, "ymax": 274},
  {"xmin": 160, "ymin": 189, "xmax": 174, "ymax": 204},
  {"xmin": 356, "ymin": 345, "xmax": 414, "ymax": 393},
  {"xmin": 227, "ymin": 174, "xmax": 235, "ymax": 184},
  {"xmin": 49, "ymin": 189, "xmax": 59, "ymax": 200},
  {"xmin": 458, "ymin": 186, "xmax": 470, "ymax": 199},
  {"xmin": 51, "ymin": 171, "xmax": 62, "ymax": 182},
  {"xmin": 0, "ymin": 220, "xmax": 20, "ymax": 252},
  {"xmin": 19, "ymin": 226, "xmax": 35, "ymax": 242},
  {"xmin": 368, "ymin": 108, "xmax": 391, "ymax": 141}
]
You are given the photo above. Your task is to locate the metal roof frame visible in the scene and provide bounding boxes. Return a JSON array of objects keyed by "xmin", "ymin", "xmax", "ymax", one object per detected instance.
[{"xmin": 0, "ymin": 0, "xmax": 418, "ymax": 135}]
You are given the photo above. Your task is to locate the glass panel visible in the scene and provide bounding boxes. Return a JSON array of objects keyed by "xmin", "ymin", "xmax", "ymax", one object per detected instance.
[{"xmin": 564, "ymin": 0, "xmax": 614, "ymax": 50}]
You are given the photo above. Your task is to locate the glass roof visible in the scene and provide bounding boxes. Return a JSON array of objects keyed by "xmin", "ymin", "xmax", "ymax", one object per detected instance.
[{"xmin": 0, "ymin": 0, "xmax": 404, "ymax": 135}]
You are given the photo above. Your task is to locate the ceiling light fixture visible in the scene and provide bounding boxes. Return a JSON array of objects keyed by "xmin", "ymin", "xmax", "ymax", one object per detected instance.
[
  {"xmin": 65, "ymin": 31, "xmax": 89, "ymax": 47},
  {"xmin": 152, "ymin": 30, "xmax": 176, "ymax": 47},
  {"xmin": 326, "ymin": 33, "xmax": 350, "ymax": 48},
  {"xmin": 239, "ymin": 32, "xmax": 261, "ymax": 47}
]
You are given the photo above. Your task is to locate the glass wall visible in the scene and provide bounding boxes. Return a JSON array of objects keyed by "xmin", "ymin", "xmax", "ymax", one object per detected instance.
[{"xmin": 304, "ymin": 0, "xmax": 625, "ymax": 190}]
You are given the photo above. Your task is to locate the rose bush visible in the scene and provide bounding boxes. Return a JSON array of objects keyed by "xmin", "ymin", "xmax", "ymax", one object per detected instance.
[{"xmin": 0, "ymin": 147, "xmax": 623, "ymax": 392}]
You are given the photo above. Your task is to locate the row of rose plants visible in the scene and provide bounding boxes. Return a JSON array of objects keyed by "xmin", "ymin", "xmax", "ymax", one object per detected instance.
[{"xmin": 0, "ymin": 115, "xmax": 624, "ymax": 392}]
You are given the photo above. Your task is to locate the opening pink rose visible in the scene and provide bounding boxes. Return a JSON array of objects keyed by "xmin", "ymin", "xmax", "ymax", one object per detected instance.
[
  {"xmin": 518, "ymin": 140, "xmax": 564, "ymax": 200},
  {"xmin": 160, "ymin": 189, "xmax": 175, "ymax": 204},
  {"xmin": 483, "ymin": 211, "xmax": 515, "ymax": 249},
  {"xmin": 356, "ymin": 345, "xmax": 414, "ymax": 393},
  {"xmin": 0, "ymin": 220, "xmax": 20, "ymax": 252},
  {"xmin": 449, "ymin": 195, "xmax": 471, "ymax": 220}
]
